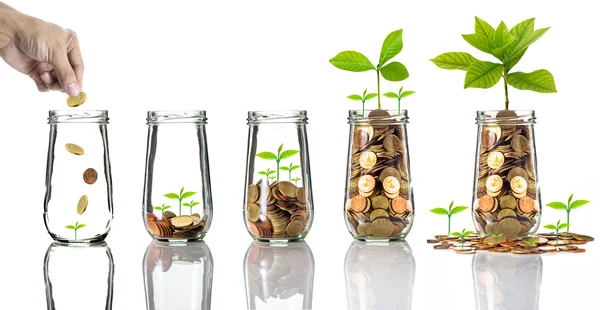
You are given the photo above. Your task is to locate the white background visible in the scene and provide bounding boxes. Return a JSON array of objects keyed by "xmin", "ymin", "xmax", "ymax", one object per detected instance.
[{"xmin": 0, "ymin": 0, "xmax": 598, "ymax": 309}]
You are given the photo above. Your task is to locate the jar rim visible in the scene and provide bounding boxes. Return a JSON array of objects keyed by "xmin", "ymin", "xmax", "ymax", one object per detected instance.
[
  {"xmin": 348, "ymin": 109, "xmax": 408, "ymax": 124},
  {"xmin": 147, "ymin": 110, "xmax": 207, "ymax": 124},
  {"xmin": 476, "ymin": 110, "xmax": 536, "ymax": 124},
  {"xmin": 48, "ymin": 110, "xmax": 109, "ymax": 124},
  {"xmin": 247, "ymin": 110, "xmax": 307, "ymax": 125}
]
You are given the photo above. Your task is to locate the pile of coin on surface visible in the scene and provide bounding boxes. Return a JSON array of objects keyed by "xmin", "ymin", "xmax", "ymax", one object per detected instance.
[
  {"xmin": 246, "ymin": 180, "xmax": 309, "ymax": 239},
  {"xmin": 65, "ymin": 143, "xmax": 98, "ymax": 217},
  {"xmin": 428, "ymin": 232, "xmax": 594, "ymax": 254},
  {"xmin": 474, "ymin": 113, "xmax": 539, "ymax": 237},
  {"xmin": 345, "ymin": 110, "xmax": 412, "ymax": 239},
  {"xmin": 146, "ymin": 211, "xmax": 206, "ymax": 238}
]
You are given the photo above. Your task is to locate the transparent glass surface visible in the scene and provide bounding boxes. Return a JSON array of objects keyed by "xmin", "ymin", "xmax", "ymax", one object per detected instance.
[
  {"xmin": 143, "ymin": 111, "xmax": 213, "ymax": 242},
  {"xmin": 244, "ymin": 241, "xmax": 314, "ymax": 309},
  {"xmin": 345, "ymin": 241, "xmax": 415, "ymax": 310},
  {"xmin": 344, "ymin": 110, "xmax": 414, "ymax": 242},
  {"xmin": 44, "ymin": 110, "xmax": 113, "ymax": 244},
  {"xmin": 472, "ymin": 252, "xmax": 542, "ymax": 310},
  {"xmin": 243, "ymin": 111, "xmax": 313, "ymax": 243},
  {"xmin": 44, "ymin": 242, "xmax": 114, "ymax": 309},
  {"xmin": 472, "ymin": 110, "xmax": 541, "ymax": 237},
  {"xmin": 143, "ymin": 241, "xmax": 213, "ymax": 310}
]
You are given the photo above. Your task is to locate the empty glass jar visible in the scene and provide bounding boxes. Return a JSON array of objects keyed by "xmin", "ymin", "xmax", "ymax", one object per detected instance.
[
  {"xmin": 243, "ymin": 111, "xmax": 313, "ymax": 242},
  {"xmin": 344, "ymin": 110, "xmax": 415, "ymax": 241},
  {"xmin": 472, "ymin": 111, "xmax": 541, "ymax": 237},
  {"xmin": 143, "ymin": 111, "xmax": 213, "ymax": 242},
  {"xmin": 44, "ymin": 110, "xmax": 114, "ymax": 244}
]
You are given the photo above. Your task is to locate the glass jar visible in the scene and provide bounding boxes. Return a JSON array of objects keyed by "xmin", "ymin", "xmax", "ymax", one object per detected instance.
[
  {"xmin": 243, "ymin": 111, "xmax": 313, "ymax": 242},
  {"xmin": 44, "ymin": 242, "xmax": 114, "ymax": 309},
  {"xmin": 472, "ymin": 111, "xmax": 541, "ymax": 237},
  {"xmin": 143, "ymin": 241, "xmax": 213, "ymax": 309},
  {"xmin": 345, "ymin": 241, "xmax": 415, "ymax": 310},
  {"xmin": 143, "ymin": 111, "xmax": 213, "ymax": 242},
  {"xmin": 244, "ymin": 241, "xmax": 314, "ymax": 309},
  {"xmin": 44, "ymin": 110, "xmax": 114, "ymax": 244},
  {"xmin": 472, "ymin": 252, "xmax": 542, "ymax": 310},
  {"xmin": 344, "ymin": 110, "xmax": 414, "ymax": 241}
]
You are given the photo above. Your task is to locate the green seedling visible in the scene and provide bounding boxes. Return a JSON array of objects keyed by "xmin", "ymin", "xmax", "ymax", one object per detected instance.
[
  {"xmin": 65, "ymin": 221, "xmax": 86, "ymax": 240},
  {"xmin": 164, "ymin": 187, "xmax": 197, "ymax": 216},
  {"xmin": 431, "ymin": 17, "xmax": 557, "ymax": 109},
  {"xmin": 330, "ymin": 29, "xmax": 410, "ymax": 111},
  {"xmin": 451, "ymin": 228, "xmax": 475, "ymax": 249},
  {"xmin": 291, "ymin": 177, "xmax": 301, "ymax": 186},
  {"xmin": 258, "ymin": 168, "xmax": 276, "ymax": 180},
  {"xmin": 546, "ymin": 194, "xmax": 590, "ymax": 232},
  {"xmin": 256, "ymin": 144, "xmax": 299, "ymax": 183},
  {"xmin": 269, "ymin": 175, "xmax": 276, "ymax": 182},
  {"xmin": 524, "ymin": 239, "xmax": 537, "ymax": 247},
  {"xmin": 383, "ymin": 86, "xmax": 415, "ymax": 113},
  {"xmin": 154, "ymin": 203, "xmax": 171, "ymax": 216},
  {"xmin": 430, "ymin": 201, "xmax": 469, "ymax": 236},
  {"xmin": 280, "ymin": 162, "xmax": 301, "ymax": 182},
  {"xmin": 544, "ymin": 220, "xmax": 570, "ymax": 245},
  {"xmin": 491, "ymin": 233, "xmax": 504, "ymax": 242},
  {"xmin": 347, "ymin": 89, "xmax": 378, "ymax": 117},
  {"xmin": 182, "ymin": 200, "xmax": 200, "ymax": 216}
]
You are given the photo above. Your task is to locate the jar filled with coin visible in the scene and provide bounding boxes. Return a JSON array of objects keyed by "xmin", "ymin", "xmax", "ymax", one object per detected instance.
[
  {"xmin": 472, "ymin": 110, "xmax": 541, "ymax": 238},
  {"xmin": 143, "ymin": 111, "xmax": 213, "ymax": 242},
  {"xmin": 344, "ymin": 110, "xmax": 415, "ymax": 241},
  {"xmin": 243, "ymin": 111, "xmax": 314, "ymax": 242},
  {"xmin": 44, "ymin": 110, "xmax": 114, "ymax": 244}
]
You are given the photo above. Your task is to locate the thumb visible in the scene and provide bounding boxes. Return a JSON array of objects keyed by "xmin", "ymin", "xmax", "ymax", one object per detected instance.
[{"xmin": 51, "ymin": 53, "xmax": 80, "ymax": 96}]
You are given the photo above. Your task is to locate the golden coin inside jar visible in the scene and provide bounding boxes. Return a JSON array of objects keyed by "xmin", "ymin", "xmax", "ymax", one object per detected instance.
[
  {"xmin": 247, "ymin": 184, "xmax": 259, "ymax": 203},
  {"xmin": 371, "ymin": 218, "xmax": 394, "ymax": 237},
  {"xmin": 518, "ymin": 196, "xmax": 534, "ymax": 213},
  {"xmin": 247, "ymin": 203, "xmax": 260, "ymax": 222},
  {"xmin": 77, "ymin": 194, "xmax": 88, "ymax": 215},
  {"xmin": 499, "ymin": 195, "xmax": 517, "ymax": 210},
  {"xmin": 370, "ymin": 209, "xmax": 389, "ymax": 221},
  {"xmin": 383, "ymin": 135, "xmax": 402, "ymax": 152},
  {"xmin": 353, "ymin": 129, "xmax": 369, "ymax": 148},
  {"xmin": 382, "ymin": 176, "xmax": 400, "ymax": 194},
  {"xmin": 511, "ymin": 135, "xmax": 528, "ymax": 152},
  {"xmin": 510, "ymin": 176, "xmax": 527, "ymax": 194},
  {"xmin": 278, "ymin": 181, "xmax": 298, "ymax": 198},
  {"xmin": 66, "ymin": 91, "xmax": 87, "ymax": 107},
  {"xmin": 65, "ymin": 143, "xmax": 84, "ymax": 155},
  {"xmin": 498, "ymin": 209, "xmax": 516, "ymax": 221},
  {"xmin": 171, "ymin": 216, "xmax": 194, "ymax": 229},
  {"xmin": 83, "ymin": 168, "xmax": 98, "ymax": 184},
  {"xmin": 480, "ymin": 128, "xmax": 497, "ymax": 149},
  {"xmin": 359, "ymin": 151, "xmax": 377, "ymax": 169},
  {"xmin": 379, "ymin": 167, "xmax": 402, "ymax": 183},
  {"xmin": 286, "ymin": 219, "xmax": 304, "ymax": 236},
  {"xmin": 485, "ymin": 175, "xmax": 503, "ymax": 193},
  {"xmin": 296, "ymin": 187, "xmax": 306, "ymax": 204},
  {"xmin": 371, "ymin": 195, "xmax": 389, "ymax": 210},
  {"xmin": 498, "ymin": 218, "xmax": 521, "ymax": 236},
  {"xmin": 487, "ymin": 151, "xmax": 505, "ymax": 169},
  {"xmin": 358, "ymin": 175, "xmax": 376, "ymax": 193},
  {"xmin": 507, "ymin": 167, "xmax": 529, "ymax": 183}
]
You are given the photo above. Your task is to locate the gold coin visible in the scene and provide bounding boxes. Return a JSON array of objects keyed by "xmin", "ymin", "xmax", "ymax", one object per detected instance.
[
  {"xmin": 358, "ymin": 175, "xmax": 376, "ymax": 193},
  {"xmin": 434, "ymin": 244, "xmax": 451, "ymax": 250},
  {"xmin": 359, "ymin": 151, "xmax": 377, "ymax": 169},
  {"xmin": 518, "ymin": 196, "xmax": 534, "ymax": 213},
  {"xmin": 382, "ymin": 176, "xmax": 400, "ymax": 194},
  {"xmin": 498, "ymin": 218, "xmax": 521, "ymax": 236},
  {"xmin": 371, "ymin": 195, "xmax": 389, "ymax": 210},
  {"xmin": 171, "ymin": 216, "xmax": 194, "ymax": 228},
  {"xmin": 512, "ymin": 190, "xmax": 527, "ymax": 199},
  {"xmin": 487, "ymin": 151, "xmax": 505, "ymax": 169},
  {"xmin": 379, "ymin": 167, "xmax": 401, "ymax": 184},
  {"xmin": 510, "ymin": 176, "xmax": 527, "ymax": 194},
  {"xmin": 498, "ymin": 209, "xmax": 516, "ymax": 221},
  {"xmin": 351, "ymin": 196, "xmax": 367, "ymax": 213},
  {"xmin": 573, "ymin": 234, "xmax": 594, "ymax": 242},
  {"xmin": 247, "ymin": 203, "xmax": 260, "ymax": 222},
  {"xmin": 67, "ymin": 91, "xmax": 87, "ymax": 107},
  {"xmin": 371, "ymin": 218, "xmax": 394, "ymax": 237},
  {"xmin": 296, "ymin": 187, "xmax": 306, "ymax": 204},
  {"xmin": 496, "ymin": 110, "xmax": 518, "ymax": 129},
  {"xmin": 247, "ymin": 184, "xmax": 259, "ymax": 203},
  {"xmin": 65, "ymin": 143, "xmax": 84, "ymax": 155},
  {"xmin": 484, "ymin": 236, "xmax": 507, "ymax": 245},
  {"xmin": 357, "ymin": 222, "xmax": 372, "ymax": 236},
  {"xmin": 484, "ymin": 125, "xmax": 502, "ymax": 141},
  {"xmin": 478, "ymin": 195, "xmax": 495, "ymax": 212},
  {"xmin": 77, "ymin": 194, "xmax": 88, "ymax": 215},
  {"xmin": 507, "ymin": 167, "xmax": 528, "ymax": 183},
  {"xmin": 488, "ymin": 247, "xmax": 511, "ymax": 253},
  {"xmin": 370, "ymin": 209, "xmax": 389, "ymax": 221},
  {"xmin": 163, "ymin": 211, "xmax": 176, "ymax": 219},
  {"xmin": 278, "ymin": 181, "xmax": 298, "ymax": 198},
  {"xmin": 499, "ymin": 195, "xmax": 517, "ymax": 210},
  {"xmin": 384, "ymin": 190, "xmax": 399, "ymax": 199},
  {"xmin": 383, "ymin": 135, "xmax": 402, "ymax": 152},
  {"xmin": 480, "ymin": 129, "xmax": 497, "ymax": 149},
  {"xmin": 511, "ymin": 135, "xmax": 528, "ymax": 152},
  {"xmin": 485, "ymin": 175, "xmax": 503, "ymax": 193},
  {"xmin": 286, "ymin": 219, "xmax": 304, "ymax": 236},
  {"xmin": 391, "ymin": 197, "xmax": 408, "ymax": 213},
  {"xmin": 83, "ymin": 168, "xmax": 98, "ymax": 185}
]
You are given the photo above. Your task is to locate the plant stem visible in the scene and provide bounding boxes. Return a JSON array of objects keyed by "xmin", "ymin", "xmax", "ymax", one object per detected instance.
[
  {"xmin": 503, "ymin": 65, "xmax": 509, "ymax": 110},
  {"xmin": 567, "ymin": 211, "xmax": 570, "ymax": 232},
  {"xmin": 276, "ymin": 160, "xmax": 280, "ymax": 183},
  {"xmin": 447, "ymin": 215, "xmax": 451, "ymax": 236},
  {"xmin": 376, "ymin": 70, "xmax": 381, "ymax": 109},
  {"xmin": 362, "ymin": 100, "xmax": 365, "ymax": 117},
  {"xmin": 179, "ymin": 198, "xmax": 182, "ymax": 216},
  {"xmin": 398, "ymin": 98, "xmax": 401, "ymax": 115},
  {"xmin": 74, "ymin": 228, "xmax": 77, "ymax": 240}
]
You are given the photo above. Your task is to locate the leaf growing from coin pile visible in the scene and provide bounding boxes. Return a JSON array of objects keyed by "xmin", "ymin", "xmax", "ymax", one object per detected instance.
[
  {"xmin": 280, "ymin": 162, "xmax": 301, "ymax": 182},
  {"xmin": 430, "ymin": 201, "xmax": 468, "ymax": 236},
  {"xmin": 256, "ymin": 144, "xmax": 300, "ymax": 183},
  {"xmin": 291, "ymin": 177, "xmax": 301, "ymax": 186},
  {"xmin": 348, "ymin": 89, "xmax": 378, "ymax": 117},
  {"xmin": 164, "ymin": 187, "xmax": 197, "ymax": 216},
  {"xmin": 451, "ymin": 228, "xmax": 475, "ymax": 249},
  {"xmin": 154, "ymin": 203, "xmax": 172, "ymax": 216},
  {"xmin": 182, "ymin": 200, "xmax": 200, "ymax": 216},
  {"xmin": 65, "ymin": 221, "xmax": 86, "ymax": 240},
  {"xmin": 544, "ymin": 220, "xmax": 570, "ymax": 245},
  {"xmin": 430, "ymin": 17, "xmax": 557, "ymax": 109},
  {"xmin": 258, "ymin": 168, "xmax": 276, "ymax": 178},
  {"xmin": 546, "ymin": 194, "xmax": 590, "ymax": 232},
  {"xmin": 491, "ymin": 233, "xmax": 504, "ymax": 243},
  {"xmin": 383, "ymin": 86, "xmax": 415, "ymax": 115},
  {"xmin": 330, "ymin": 29, "xmax": 410, "ymax": 109}
]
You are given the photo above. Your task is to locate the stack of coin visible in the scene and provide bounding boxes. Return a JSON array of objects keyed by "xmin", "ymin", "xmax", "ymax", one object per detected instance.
[
  {"xmin": 147, "ymin": 212, "xmax": 206, "ymax": 238},
  {"xmin": 473, "ymin": 115, "xmax": 539, "ymax": 237},
  {"xmin": 246, "ymin": 181, "xmax": 309, "ymax": 239},
  {"xmin": 345, "ymin": 110, "xmax": 412, "ymax": 240}
]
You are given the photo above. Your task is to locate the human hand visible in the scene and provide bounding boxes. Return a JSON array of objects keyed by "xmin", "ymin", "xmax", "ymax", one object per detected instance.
[{"xmin": 0, "ymin": 3, "xmax": 83, "ymax": 96}]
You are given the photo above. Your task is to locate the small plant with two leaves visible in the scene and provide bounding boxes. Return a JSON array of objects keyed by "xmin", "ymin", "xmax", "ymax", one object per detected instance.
[
  {"xmin": 256, "ymin": 143, "xmax": 299, "ymax": 183},
  {"xmin": 451, "ymin": 228, "xmax": 475, "ymax": 249},
  {"xmin": 430, "ymin": 201, "xmax": 468, "ymax": 236},
  {"xmin": 164, "ymin": 187, "xmax": 197, "ymax": 216},
  {"xmin": 258, "ymin": 168, "xmax": 276, "ymax": 181},
  {"xmin": 431, "ymin": 17, "xmax": 557, "ymax": 109},
  {"xmin": 154, "ymin": 203, "xmax": 172, "ymax": 216},
  {"xmin": 330, "ymin": 29, "xmax": 414, "ymax": 116},
  {"xmin": 383, "ymin": 87, "xmax": 415, "ymax": 114},
  {"xmin": 546, "ymin": 194, "xmax": 590, "ymax": 232},
  {"xmin": 280, "ymin": 162, "xmax": 301, "ymax": 182},
  {"xmin": 182, "ymin": 200, "xmax": 200, "ymax": 216},
  {"xmin": 544, "ymin": 220, "xmax": 570, "ymax": 245},
  {"xmin": 522, "ymin": 239, "xmax": 538, "ymax": 248},
  {"xmin": 65, "ymin": 221, "xmax": 86, "ymax": 240},
  {"xmin": 490, "ymin": 233, "xmax": 504, "ymax": 243},
  {"xmin": 291, "ymin": 177, "xmax": 301, "ymax": 186}
]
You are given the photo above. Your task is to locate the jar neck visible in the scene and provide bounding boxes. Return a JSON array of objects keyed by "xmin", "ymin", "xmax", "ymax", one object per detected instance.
[
  {"xmin": 476, "ymin": 110, "xmax": 536, "ymax": 125},
  {"xmin": 247, "ymin": 110, "xmax": 307, "ymax": 125},
  {"xmin": 48, "ymin": 110, "xmax": 109, "ymax": 124},
  {"xmin": 348, "ymin": 109, "xmax": 408, "ymax": 125},
  {"xmin": 147, "ymin": 111, "xmax": 207, "ymax": 125}
]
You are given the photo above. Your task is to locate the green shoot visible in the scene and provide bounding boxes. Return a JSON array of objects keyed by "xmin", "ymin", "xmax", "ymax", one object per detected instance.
[
  {"xmin": 268, "ymin": 175, "xmax": 276, "ymax": 183},
  {"xmin": 164, "ymin": 187, "xmax": 197, "ymax": 216},
  {"xmin": 524, "ymin": 239, "xmax": 537, "ymax": 247},
  {"xmin": 154, "ymin": 203, "xmax": 172, "ymax": 216},
  {"xmin": 544, "ymin": 220, "xmax": 570, "ymax": 245},
  {"xmin": 258, "ymin": 168, "xmax": 276, "ymax": 180},
  {"xmin": 430, "ymin": 201, "xmax": 469, "ymax": 236},
  {"xmin": 347, "ymin": 89, "xmax": 378, "ymax": 117},
  {"xmin": 451, "ymin": 228, "xmax": 475, "ymax": 249},
  {"xmin": 279, "ymin": 162, "xmax": 301, "ymax": 182},
  {"xmin": 182, "ymin": 200, "xmax": 200, "ymax": 216},
  {"xmin": 383, "ymin": 86, "xmax": 415, "ymax": 114},
  {"xmin": 291, "ymin": 177, "xmax": 301, "ymax": 186},
  {"xmin": 546, "ymin": 194, "xmax": 590, "ymax": 232},
  {"xmin": 256, "ymin": 144, "xmax": 299, "ymax": 183},
  {"xmin": 491, "ymin": 233, "xmax": 504, "ymax": 243},
  {"xmin": 65, "ymin": 221, "xmax": 86, "ymax": 240}
]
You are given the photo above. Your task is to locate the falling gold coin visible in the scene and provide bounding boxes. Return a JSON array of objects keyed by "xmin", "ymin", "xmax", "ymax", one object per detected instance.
[
  {"xmin": 65, "ymin": 143, "xmax": 84, "ymax": 155},
  {"xmin": 382, "ymin": 176, "xmax": 400, "ymax": 194},
  {"xmin": 487, "ymin": 151, "xmax": 505, "ymax": 169},
  {"xmin": 66, "ymin": 91, "xmax": 87, "ymax": 107},
  {"xmin": 358, "ymin": 175, "xmax": 376, "ymax": 193},
  {"xmin": 485, "ymin": 175, "xmax": 503, "ymax": 193},
  {"xmin": 83, "ymin": 168, "xmax": 98, "ymax": 184},
  {"xmin": 510, "ymin": 176, "xmax": 527, "ymax": 194},
  {"xmin": 77, "ymin": 194, "xmax": 88, "ymax": 215},
  {"xmin": 359, "ymin": 151, "xmax": 377, "ymax": 169}
]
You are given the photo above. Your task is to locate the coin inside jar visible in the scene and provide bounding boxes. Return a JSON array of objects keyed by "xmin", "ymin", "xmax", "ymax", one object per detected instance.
[
  {"xmin": 247, "ymin": 203, "xmax": 260, "ymax": 222},
  {"xmin": 247, "ymin": 184, "xmax": 259, "ymax": 203},
  {"xmin": 382, "ymin": 176, "xmax": 400, "ymax": 194},
  {"xmin": 487, "ymin": 151, "xmax": 505, "ymax": 169},
  {"xmin": 391, "ymin": 197, "xmax": 408, "ymax": 214},
  {"xmin": 478, "ymin": 195, "xmax": 495, "ymax": 212},
  {"xmin": 359, "ymin": 151, "xmax": 377, "ymax": 169},
  {"xmin": 518, "ymin": 196, "xmax": 534, "ymax": 213},
  {"xmin": 480, "ymin": 129, "xmax": 497, "ymax": 149},
  {"xmin": 65, "ymin": 143, "xmax": 84, "ymax": 155},
  {"xmin": 351, "ymin": 196, "xmax": 367, "ymax": 213},
  {"xmin": 499, "ymin": 195, "xmax": 517, "ymax": 210},
  {"xmin": 371, "ymin": 218, "xmax": 394, "ymax": 237},
  {"xmin": 511, "ymin": 135, "xmax": 528, "ymax": 152},
  {"xmin": 371, "ymin": 195, "xmax": 389, "ymax": 210},
  {"xmin": 286, "ymin": 219, "xmax": 304, "ymax": 236},
  {"xmin": 383, "ymin": 135, "xmax": 402, "ymax": 152},
  {"xmin": 510, "ymin": 176, "xmax": 527, "ymax": 194},
  {"xmin": 358, "ymin": 175, "xmax": 376, "ymax": 193},
  {"xmin": 83, "ymin": 168, "xmax": 98, "ymax": 184},
  {"xmin": 77, "ymin": 194, "xmax": 88, "ymax": 215},
  {"xmin": 485, "ymin": 175, "xmax": 503, "ymax": 193}
]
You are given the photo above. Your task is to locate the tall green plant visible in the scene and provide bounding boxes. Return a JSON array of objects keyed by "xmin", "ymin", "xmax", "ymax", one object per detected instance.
[
  {"xmin": 430, "ymin": 201, "xmax": 468, "ymax": 236},
  {"xmin": 383, "ymin": 86, "xmax": 415, "ymax": 113},
  {"xmin": 164, "ymin": 187, "xmax": 197, "ymax": 216},
  {"xmin": 182, "ymin": 200, "xmax": 200, "ymax": 216},
  {"xmin": 546, "ymin": 194, "xmax": 590, "ymax": 232},
  {"xmin": 347, "ymin": 89, "xmax": 378, "ymax": 116},
  {"xmin": 256, "ymin": 144, "xmax": 299, "ymax": 183},
  {"xmin": 280, "ymin": 162, "xmax": 301, "ymax": 182}
]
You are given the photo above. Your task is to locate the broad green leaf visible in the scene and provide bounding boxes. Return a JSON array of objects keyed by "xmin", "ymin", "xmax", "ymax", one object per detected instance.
[
  {"xmin": 291, "ymin": 165, "xmax": 301, "ymax": 170},
  {"xmin": 278, "ymin": 144, "xmax": 283, "ymax": 155},
  {"xmin": 568, "ymin": 194, "xmax": 574, "ymax": 205},
  {"xmin": 570, "ymin": 200, "xmax": 590, "ymax": 210},
  {"xmin": 510, "ymin": 18, "xmax": 535, "ymax": 39},
  {"xmin": 280, "ymin": 150, "xmax": 300, "ymax": 160},
  {"xmin": 505, "ymin": 27, "xmax": 550, "ymax": 62},
  {"xmin": 474, "ymin": 17, "xmax": 495, "ymax": 40},
  {"xmin": 464, "ymin": 231, "xmax": 475, "ymax": 236},
  {"xmin": 280, "ymin": 166, "xmax": 290, "ymax": 171},
  {"xmin": 450, "ymin": 206, "xmax": 468, "ymax": 215},
  {"xmin": 364, "ymin": 93, "xmax": 378, "ymax": 100},
  {"xmin": 192, "ymin": 202, "xmax": 200, "ymax": 207},
  {"xmin": 181, "ymin": 191, "xmax": 197, "ymax": 199},
  {"xmin": 154, "ymin": 206, "xmax": 162, "ymax": 210},
  {"xmin": 383, "ymin": 92, "xmax": 398, "ymax": 99},
  {"xmin": 494, "ymin": 21, "xmax": 509, "ymax": 49},
  {"xmin": 430, "ymin": 52, "xmax": 479, "ymax": 71},
  {"xmin": 76, "ymin": 224, "xmax": 86, "ymax": 229},
  {"xmin": 347, "ymin": 94, "xmax": 362, "ymax": 101},
  {"xmin": 451, "ymin": 232, "xmax": 462, "ymax": 237},
  {"xmin": 182, "ymin": 203, "xmax": 190, "ymax": 207},
  {"xmin": 267, "ymin": 170, "xmax": 276, "ymax": 175},
  {"xmin": 379, "ymin": 29, "xmax": 404, "ymax": 67},
  {"xmin": 544, "ymin": 224, "xmax": 557, "ymax": 230},
  {"xmin": 400, "ymin": 91, "xmax": 415, "ymax": 98},
  {"xmin": 380, "ymin": 61, "xmax": 409, "ymax": 82},
  {"xmin": 329, "ymin": 51, "xmax": 376, "ymax": 72},
  {"xmin": 163, "ymin": 206, "xmax": 171, "ymax": 210},
  {"xmin": 65, "ymin": 225, "xmax": 76, "ymax": 230},
  {"xmin": 492, "ymin": 34, "xmax": 516, "ymax": 60},
  {"xmin": 430, "ymin": 208, "xmax": 449, "ymax": 215},
  {"xmin": 462, "ymin": 33, "xmax": 494, "ymax": 54},
  {"xmin": 256, "ymin": 152, "xmax": 277, "ymax": 160},
  {"xmin": 546, "ymin": 202, "xmax": 567, "ymax": 210},
  {"xmin": 506, "ymin": 70, "xmax": 557, "ymax": 93},
  {"xmin": 258, "ymin": 171, "xmax": 267, "ymax": 175},
  {"xmin": 464, "ymin": 61, "xmax": 503, "ymax": 89},
  {"xmin": 558, "ymin": 223, "xmax": 570, "ymax": 230},
  {"xmin": 164, "ymin": 193, "xmax": 180, "ymax": 199},
  {"xmin": 506, "ymin": 48, "xmax": 526, "ymax": 71}
]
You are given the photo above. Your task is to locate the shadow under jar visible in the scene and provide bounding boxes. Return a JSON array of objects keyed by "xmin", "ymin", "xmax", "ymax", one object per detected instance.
[
  {"xmin": 344, "ymin": 110, "xmax": 414, "ymax": 242},
  {"xmin": 472, "ymin": 110, "xmax": 541, "ymax": 238},
  {"xmin": 44, "ymin": 110, "xmax": 113, "ymax": 244},
  {"xmin": 243, "ymin": 111, "xmax": 313, "ymax": 243},
  {"xmin": 143, "ymin": 111, "xmax": 213, "ymax": 242}
]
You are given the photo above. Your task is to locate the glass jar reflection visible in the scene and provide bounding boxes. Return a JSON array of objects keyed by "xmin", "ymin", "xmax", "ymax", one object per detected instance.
[
  {"xmin": 143, "ymin": 241, "xmax": 213, "ymax": 310},
  {"xmin": 244, "ymin": 241, "xmax": 314, "ymax": 309},
  {"xmin": 345, "ymin": 241, "xmax": 415, "ymax": 310},
  {"xmin": 44, "ymin": 242, "xmax": 114, "ymax": 309}
]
